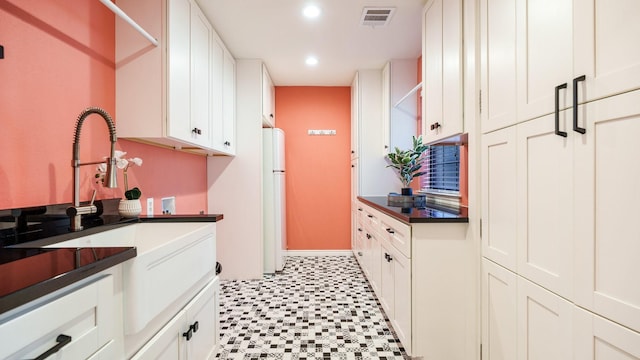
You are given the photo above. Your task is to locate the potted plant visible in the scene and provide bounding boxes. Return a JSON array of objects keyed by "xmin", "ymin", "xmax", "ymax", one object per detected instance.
[
  {"xmin": 96, "ymin": 150, "xmax": 143, "ymax": 217},
  {"xmin": 386, "ymin": 135, "xmax": 428, "ymax": 196}
]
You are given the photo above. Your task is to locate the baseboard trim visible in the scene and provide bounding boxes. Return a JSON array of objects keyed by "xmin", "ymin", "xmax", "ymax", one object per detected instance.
[{"xmin": 285, "ymin": 250, "xmax": 353, "ymax": 257}]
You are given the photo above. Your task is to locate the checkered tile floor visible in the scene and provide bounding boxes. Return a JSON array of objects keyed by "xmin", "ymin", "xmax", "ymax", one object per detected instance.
[{"xmin": 215, "ymin": 256, "xmax": 408, "ymax": 359}]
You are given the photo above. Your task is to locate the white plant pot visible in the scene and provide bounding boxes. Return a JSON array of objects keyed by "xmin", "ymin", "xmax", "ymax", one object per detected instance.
[{"xmin": 118, "ymin": 199, "xmax": 142, "ymax": 218}]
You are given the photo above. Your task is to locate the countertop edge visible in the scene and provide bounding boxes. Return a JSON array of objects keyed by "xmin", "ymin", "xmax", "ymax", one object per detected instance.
[
  {"xmin": 0, "ymin": 247, "xmax": 136, "ymax": 315},
  {"xmin": 358, "ymin": 196, "xmax": 469, "ymax": 224}
]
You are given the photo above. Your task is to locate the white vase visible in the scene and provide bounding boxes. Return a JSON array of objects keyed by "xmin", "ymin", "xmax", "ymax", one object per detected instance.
[{"xmin": 118, "ymin": 199, "xmax": 142, "ymax": 218}]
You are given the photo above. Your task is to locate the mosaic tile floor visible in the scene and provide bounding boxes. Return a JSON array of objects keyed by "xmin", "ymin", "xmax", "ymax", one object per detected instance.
[{"xmin": 215, "ymin": 256, "xmax": 408, "ymax": 359}]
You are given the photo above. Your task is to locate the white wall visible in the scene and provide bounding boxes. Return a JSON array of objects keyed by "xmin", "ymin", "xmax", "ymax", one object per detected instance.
[{"xmin": 207, "ymin": 59, "xmax": 264, "ymax": 280}]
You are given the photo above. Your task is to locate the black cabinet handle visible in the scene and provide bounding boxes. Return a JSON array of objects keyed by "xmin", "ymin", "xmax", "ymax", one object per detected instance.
[
  {"xmin": 33, "ymin": 334, "xmax": 72, "ymax": 360},
  {"xmin": 351, "ymin": 165, "xmax": 355, "ymax": 168},
  {"xmin": 192, "ymin": 128, "xmax": 202, "ymax": 135},
  {"xmin": 224, "ymin": 141, "xmax": 231, "ymax": 146},
  {"xmin": 270, "ymin": 114, "xmax": 274, "ymax": 118},
  {"xmin": 554, "ymin": 83, "xmax": 568, "ymax": 137},
  {"xmin": 183, "ymin": 327, "xmax": 193, "ymax": 341},
  {"xmin": 358, "ymin": 251, "xmax": 363, "ymax": 256},
  {"xmin": 384, "ymin": 253, "xmax": 393, "ymax": 262},
  {"xmin": 358, "ymin": 208, "xmax": 363, "ymax": 211},
  {"xmin": 366, "ymin": 233, "xmax": 372, "ymax": 239},
  {"xmin": 191, "ymin": 321, "xmax": 199, "ymax": 333},
  {"xmin": 357, "ymin": 227, "xmax": 363, "ymax": 232},
  {"xmin": 430, "ymin": 122, "xmax": 441, "ymax": 130},
  {"xmin": 385, "ymin": 228, "xmax": 395, "ymax": 234},
  {"xmin": 573, "ymin": 75, "xmax": 586, "ymax": 134},
  {"xmin": 351, "ymin": 150, "xmax": 355, "ymax": 154},
  {"xmin": 367, "ymin": 214, "xmax": 373, "ymax": 218}
]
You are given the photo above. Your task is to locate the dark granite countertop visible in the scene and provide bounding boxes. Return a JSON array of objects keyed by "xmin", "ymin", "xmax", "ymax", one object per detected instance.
[
  {"xmin": 358, "ymin": 196, "xmax": 469, "ymax": 224},
  {"xmin": 0, "ymin": 199, "xmax": 223, "ymax": 315}
]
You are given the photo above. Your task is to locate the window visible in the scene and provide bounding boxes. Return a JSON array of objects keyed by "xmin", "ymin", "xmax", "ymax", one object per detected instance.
[{"xmin": 421, "ymin": 145, "xmax": 460, "ymax": 194}]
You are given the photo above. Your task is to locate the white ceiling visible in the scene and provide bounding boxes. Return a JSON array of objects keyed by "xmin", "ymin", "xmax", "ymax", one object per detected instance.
[{"xmin": 197, "ymin": 0, "xmax": 426, "ymax": 86}]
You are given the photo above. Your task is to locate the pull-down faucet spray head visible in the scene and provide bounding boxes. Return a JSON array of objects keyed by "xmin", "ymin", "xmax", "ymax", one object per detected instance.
[{"xmin": 68, "ymin": 107, "xmax": 118, "ymax": 231}]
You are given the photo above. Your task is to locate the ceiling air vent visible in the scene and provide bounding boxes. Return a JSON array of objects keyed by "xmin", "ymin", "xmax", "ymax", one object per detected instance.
[{"xmin": 360, "ymin": 7, "xmax": 396, "ymax": 27}]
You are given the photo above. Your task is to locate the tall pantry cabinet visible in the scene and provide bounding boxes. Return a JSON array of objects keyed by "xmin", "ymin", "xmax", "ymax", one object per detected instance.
[{"xmin": 481, "ymin": 0, "xmax": 640, "ymax": 359}]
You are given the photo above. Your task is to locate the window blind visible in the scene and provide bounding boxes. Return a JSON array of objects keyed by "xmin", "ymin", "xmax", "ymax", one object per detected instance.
[{"xmin": 421, "ymin": 145, "xmax": 460, "ymax": 193}]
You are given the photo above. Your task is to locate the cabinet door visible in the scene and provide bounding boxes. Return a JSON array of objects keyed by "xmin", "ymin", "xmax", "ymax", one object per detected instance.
[
  {"xmin": 380, "ymin": 241, "xmax": 395, "ymax": 320},
  {"xmin": 482, "ymin": 259, "xmax": 517, "ymax": 360},
  {"xmin": 186, "ymin": 278, "xmax": 220, "ymax": 360},
  {"xmin": 422, "ymin": 0, "xmax": 463, "ymax": 143},
  {"xmin": 130, "ymin": 311, "xmax": 186, "ymax": 360},
  {"xmin": 382, "ymin": 62, "xmax": 391, "ymax": 154},
  {"xmin": 262, "ymin": 65, "xmax": 275, "ymax": 127},
  {"xmin": 574, "ymin": 89, "xmax": 640, "ymax": 333},
  {"xmin": 480, "ymin": 0, "xmax": 517, "ymax": 133},
  {"xmin": 574, "ymin": 307, "xmax": 640, "ymax": 360},
  {"xmin": 517, "ymin": 277, "xmax": 573, "ymax": 360},
  {"xmin": 574, "ymin": 0, "xmax": 640, "ymax": 103},
  {"xmin": 222, "ymin": 49, "xmax": 236, "ymax": 154},
  {"xmin": 351, "ymin": 73, "xmax": 359, "ymax": 159},
  {"xmin": 516, "ymin": 0, "xmax": 573, "ymax": 122},
  {"xmin": 481, "ymin": 127, "xmax": 517, "ymax": 271},
  {"xmin": 188, "ymin": 4, "xmax": 212, "ymax": 148},
  {"xmin": 167, "ymin": 0, "xmax": 192, "ymax": 143},
  {"xmin": 210, "ymin": 36, "xmax": 225, "ymax": 152},
  {"xmin": 390, "ymin": 247, "xmax": 411, "ymax": 356},
  {"xmin": 516, "ymin": 113, "xmax": 573, "ymax": 299}
]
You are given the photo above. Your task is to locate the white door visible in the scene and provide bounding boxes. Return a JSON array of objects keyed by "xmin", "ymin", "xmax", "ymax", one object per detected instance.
[
  {"xmin": 130, "ymin": 312, "xmax": 186, "ymax": 360},
  {"xmin": 574, "ymin": 307, "xmax": 640, "ymax": 360},
  {"xmin": 391, "ymin": 249, "xmax": 411, "ymax": 356},
  {"xmin": 189, "ymin": 4, "xmax": 212, "ymax": 148},
  {"xmin": 482, "ymin": 258, "xmax": 517, "ymax": 360},
  {"xmin": 380, "ymin": 241, "xmax": 395, "ymax": 320},
  {"xmin": 517, "ymin": 277, "xmax": 573, "ymax": 360},
  {"xmin": 481, "ymin": 127, "xmax": 517, "ymax": 271},
  {"xmin": 574, "ymin": 0, "xmax": 640, "ymax": 103},
  {"xmin": 574, "ymin": 89, "xmax": 640, "ymax": 333},
  {"xmin": 222, "ymin": 48, "xmax": 236, "ymax": 154},
  {"xmin": 480, "ymin": 0, "xmax": 517, "ymax": 133},
  {"xmin": 186, "ymin": 279, "xmax": 219, "ymax": 360},
  {"xmin": 516, "ymin": 113, "xmax": 573, "ymax": 299},
  {"xmin": 274, "ymin": 172, "xmax": 286, "ymax": 272},
  {"xmin": 167, "ymin": 0, "xmax": 192, "ymax": 143},
  {"xmin": 422, "ymin": 0, "xmax": 463, "ymax": 143},
  {"xmin": 516, "ymin": 0, "xmax": 573, "ymax": 122}
]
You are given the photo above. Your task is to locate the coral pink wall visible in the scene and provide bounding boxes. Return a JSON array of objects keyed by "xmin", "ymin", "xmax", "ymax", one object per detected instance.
[
  {"xmin": 0, "ymin": 1, "xmax": 207, "ymax": 214},
  {"xmin": 275, "ymin": 87, "xmax": 351, "ymax": 250}
]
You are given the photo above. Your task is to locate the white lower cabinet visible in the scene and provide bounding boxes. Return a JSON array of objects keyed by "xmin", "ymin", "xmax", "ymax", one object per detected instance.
[
  {"xmin": 355, "ymin": 200, "xmax": 473, "ymax": 359},
  {"xmin": 0, "ymin": 275, "xmax": 118, "ymax": 360},
  {"xmin": 132, "ymin": 276, "xmax": 220, "ymax": 360},
  {"xmin": 516, "ymin": 276, "xmax": 573, "ymax": 360},
  {"xmin": 482, "ymin": 259, "xmax": 517, "ymax": 360},
  {"xmin": 574, "ymin": 307, "xmax": 640, "ymax": 360}
]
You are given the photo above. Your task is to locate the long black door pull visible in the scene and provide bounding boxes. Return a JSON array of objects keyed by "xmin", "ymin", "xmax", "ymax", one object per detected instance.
[
  {"xmin": 555, "ymin": 83, "xmax": 568, "ymax": 137},
  {"xmin": 573, "ymin": 75, "xmax": 587, "ymax": 134}
]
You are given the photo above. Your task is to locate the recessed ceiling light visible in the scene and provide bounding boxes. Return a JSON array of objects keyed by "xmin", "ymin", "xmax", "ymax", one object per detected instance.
[
  {"xmin": 303, "ymin": 5, "xmax": 321, "ymax": 18},
  {"xmin": 305, "ymin": 56, "xmax": 318, "ymax": 66}
]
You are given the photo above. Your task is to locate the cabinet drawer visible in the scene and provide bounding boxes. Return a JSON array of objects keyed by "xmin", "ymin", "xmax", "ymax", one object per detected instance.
[
  {"xmin": 0, "ymin": 275, "xmax": 115, "ymax": 360},
  {"xmin": 380, "ymin": 215, "xmax": 412, "ymax": 258}
]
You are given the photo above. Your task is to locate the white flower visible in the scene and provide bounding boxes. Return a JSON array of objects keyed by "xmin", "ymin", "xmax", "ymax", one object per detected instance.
[
  {"xmin": 116, "ymin": 158, "xmax": 129, "ymax": 170},
  {"xmin": 129, "ymin": 157, "xmax": 143, "ymax": 166}
]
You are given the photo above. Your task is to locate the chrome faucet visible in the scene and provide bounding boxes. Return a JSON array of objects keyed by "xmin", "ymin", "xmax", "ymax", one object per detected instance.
[{"xmin": 66, "ymin": 107, "xmax": 118, "ymax": 231}]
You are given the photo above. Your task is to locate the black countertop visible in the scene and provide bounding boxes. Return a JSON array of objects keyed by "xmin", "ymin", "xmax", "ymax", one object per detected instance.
[
  {"xmin": 0, "ymin": 199, "xmax": 223, "ymax": 315},
  {"xmin": 358, "ymin": 196, "xmax": 469, "ymax": 224}
]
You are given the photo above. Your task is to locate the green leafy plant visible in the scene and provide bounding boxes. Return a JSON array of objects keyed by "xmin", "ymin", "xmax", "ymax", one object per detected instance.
[{"xmin": 386, "ymin": 135, "xmax": 429, "ymax": 188}]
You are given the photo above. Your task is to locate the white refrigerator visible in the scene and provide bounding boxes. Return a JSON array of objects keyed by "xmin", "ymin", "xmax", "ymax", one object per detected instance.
[{"xmin": 263, "ymin": 128, "xmax": 286, "ymax": 273}]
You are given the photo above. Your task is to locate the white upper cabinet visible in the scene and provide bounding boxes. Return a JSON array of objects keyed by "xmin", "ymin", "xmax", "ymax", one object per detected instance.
[
  {"xmin": 351, "ymin": 73, "xmax": 360, "ymax": 159},
  {"xmin": 517, "ymin": 0, "xmax": 640, "ymax": 123},
  {"xmin": 480, "ymin": 0, "xmax": 517, "ymax": 133},
  {"xmin": 422, "ymin": 0, "xmax": 463, "ymax": 144},
  {"xmin": 209, "ymin": 34, "xmax": 236, "ymax": 155},
  {"xmin": 115, "ymin": 0, "xmax": 235, "ymax": 155},
  {"xmin": 262, "ymin": 65, "xmax": 275, "ymax": 127},
  {"xmin": 382, "ymin": 60, "xmax": 419, "ymax": 154}
]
